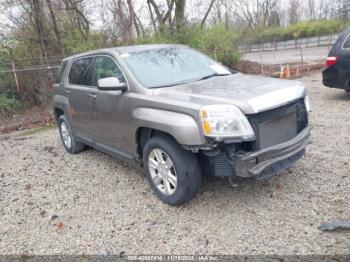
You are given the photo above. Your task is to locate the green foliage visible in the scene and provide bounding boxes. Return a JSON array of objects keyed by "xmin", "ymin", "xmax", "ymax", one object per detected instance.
[
  {"xmin": 136, "ymin": 24, "xmax": 241, "ymax": 65},
  {"xmin": 63, "ymin": 30, "xmax": 108, "ymax": 55},
  {"xmin": 247, "ymin": 19, "xmax": 350, "ymax": 42},
  {"xmin": 0, "ymin": 92, "xmax": 22, "ymax": 114},
  {"xmin": 0, "ymin": 70, "xmax": 13, "ymax": 88}
]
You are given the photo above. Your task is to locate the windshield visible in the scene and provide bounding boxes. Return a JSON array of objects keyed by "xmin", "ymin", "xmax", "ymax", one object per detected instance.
[{"xmin": 120, "ymin": 47, "xmax": 232, "ymax": 88}]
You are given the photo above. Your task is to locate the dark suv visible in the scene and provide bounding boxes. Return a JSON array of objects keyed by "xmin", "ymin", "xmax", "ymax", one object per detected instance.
[
  {"xmin": 323, "ymin": 27, "xmax": 350, "ymax": 92},
  {"xmin": 53, "ymin": 44, "xmax": 311, "ymax": 205}
]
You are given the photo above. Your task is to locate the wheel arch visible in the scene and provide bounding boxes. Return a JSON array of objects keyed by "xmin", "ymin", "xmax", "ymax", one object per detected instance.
[
  {"xmin": 136, "ymin": 127, "xmax": 179, "ymax": 162},
  {"xmin": 54, "ymin": 108, "xmax": 65, "ymax": 123},
  {"xmin": 53, "ymin": 94, "xmax": 70, "ymax": 124}
]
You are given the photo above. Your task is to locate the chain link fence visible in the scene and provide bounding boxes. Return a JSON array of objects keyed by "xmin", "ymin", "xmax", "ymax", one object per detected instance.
[
  {"xmin": 236, "ymin": 34, "xmax": 337, "ymax": 78},
  {"xmin": 0, "ymin": 57, "xmax": 61, "ymax": 110},
  {"xmin": 238, "ymin": 33, "xmax": 339, "ymax": 52}
]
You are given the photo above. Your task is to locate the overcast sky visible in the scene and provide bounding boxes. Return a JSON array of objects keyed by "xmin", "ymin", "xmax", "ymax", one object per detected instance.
[{"xmin": 0, "ymin": 0, "xmax": 339, "ymax": 33}]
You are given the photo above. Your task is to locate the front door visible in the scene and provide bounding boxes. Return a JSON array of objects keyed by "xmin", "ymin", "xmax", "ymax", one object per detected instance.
[
  {"xmin": 90, "ymin": 55, "xmax": 132, "ymax": 157},
  {"xmin": 65, "ymin": 56, "xmax": 95, "ymax": 142}
]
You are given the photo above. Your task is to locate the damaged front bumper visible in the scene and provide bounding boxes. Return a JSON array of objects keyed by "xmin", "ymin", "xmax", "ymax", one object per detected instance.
[
  {"xmin": 234, "ymin": 126, "xmax": 311, "ymax": 179},
  {"xmin": 201, "ymin": 126, "xmax": 311, "ymax": 180}
]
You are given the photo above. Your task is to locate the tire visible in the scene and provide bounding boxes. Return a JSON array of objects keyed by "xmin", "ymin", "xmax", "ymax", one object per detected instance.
[
  {"xmin": 58, "ymin": 115, "xmax": 85, "ymax": 154},
  {"xmin": 143, "ymin": 135, "xmax": 201, "ymax": 206}
]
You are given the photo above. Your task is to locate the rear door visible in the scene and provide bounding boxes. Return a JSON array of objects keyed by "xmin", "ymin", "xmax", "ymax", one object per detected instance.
[{"xmin": 65, "ymin": 56, "xmax": 95, "ymax": 141}]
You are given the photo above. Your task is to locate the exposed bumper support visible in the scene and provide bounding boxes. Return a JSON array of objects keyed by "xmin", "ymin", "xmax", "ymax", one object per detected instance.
[{"xmin": 234, "ymin": 127, "xmax": 311, "ymax": 178}]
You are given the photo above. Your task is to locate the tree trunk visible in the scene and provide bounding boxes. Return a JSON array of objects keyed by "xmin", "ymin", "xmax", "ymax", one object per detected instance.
[
  {"xmin": 65, "ymin": 0, "xmax": 90, "ymax": 39},
  {"xmin": 31, "ymin": 0, "xmax": 49, "ymax": 63},
  {"xmin": 174, "ymin": 0, "xmax": 185, "ymax": 31},
  {"xmin": 147, "ymin": 0, "xmax": 166, "ymax": 32},
  {"xmin": 126, "ymin": 0, "xmax": 135, "ymax": 43},
  {"xmin": 133, "ymin": 11, "xmax": 140, "ymax": 38},
  {"xmin": 45, "ymin": 0, "xmax": 65, "ymax": 58},
  {"xmin": 201, "ymin": 0, "xmax": 216, "ymax": 28},
  {"xmin": 134, "ymin": 11, "xmax": 145, "ymax": 36},
  {"xmin": 147, "ymin": 1, "xmax": 158, "ymax": 32}
]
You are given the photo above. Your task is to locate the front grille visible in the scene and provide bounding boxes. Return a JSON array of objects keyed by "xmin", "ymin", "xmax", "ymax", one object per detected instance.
[
  {"xmin": 259, "ymin": 111, "xmax": 297, "ymax": 148},
  {"xmin": 247, "ymin": 99, "xmax": 308, "ymax": 150}
]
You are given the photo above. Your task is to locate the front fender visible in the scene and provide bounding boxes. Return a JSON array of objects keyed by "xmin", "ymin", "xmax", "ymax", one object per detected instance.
[{"xmin": 133, "ymin": 108, "xmax": 205, "ymax": 145}]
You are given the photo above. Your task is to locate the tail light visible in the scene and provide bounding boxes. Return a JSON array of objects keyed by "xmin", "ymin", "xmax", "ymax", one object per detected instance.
[{"xmin": 326, "ymin": 56, "xmax": 338, "ymax": 66}]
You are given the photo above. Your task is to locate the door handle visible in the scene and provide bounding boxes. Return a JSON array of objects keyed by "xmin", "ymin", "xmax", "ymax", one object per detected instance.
[
  {"xmin": 88, "ymin": 93, "xmax": 96, "ymax": 99},
  {"xmin": 65, "ymin": 88, "xmax": 71, "ymax": 94}
]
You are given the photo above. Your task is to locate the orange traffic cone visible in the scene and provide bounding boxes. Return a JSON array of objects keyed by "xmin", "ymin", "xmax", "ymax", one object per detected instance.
[{"xmin": 285, "ymin": 64, "xmax": 291, "ymax": 79}]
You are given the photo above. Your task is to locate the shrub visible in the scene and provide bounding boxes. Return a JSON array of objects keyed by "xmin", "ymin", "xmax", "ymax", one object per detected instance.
[
  {"xmin": 246, "ymin": 19, "xmax": 350, "ymax": 43},
  {"xmin": 0, "ymin": 92, "xmax": 22, "ymax": 114}
]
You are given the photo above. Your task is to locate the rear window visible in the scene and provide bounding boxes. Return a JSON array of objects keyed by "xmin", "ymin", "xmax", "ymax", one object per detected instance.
[
  {"xmin": 343, "ymin": 34, "xmax": 350, "ymax": 48},
  {"xmin": 328, "ymin": 27, "xmax": 350, "ymax": 56},
  {"xmin": 55, "ymin": 60, "xmax": 68, "ymax": 83},
  {"xmin": 68, "ymin": 57, "xmax": 94, "ymax": 86}
]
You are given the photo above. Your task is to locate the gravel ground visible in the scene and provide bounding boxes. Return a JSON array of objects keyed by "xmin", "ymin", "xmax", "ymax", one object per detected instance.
[{"xmin": 0, "ymin": 73, "xmax": 349, "ymax": 256}]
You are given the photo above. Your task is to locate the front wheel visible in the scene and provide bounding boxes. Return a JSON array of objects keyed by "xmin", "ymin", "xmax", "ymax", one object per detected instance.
[{"xmin": 143, "ymin": 135, "xmax": 201, "ymax": 206}]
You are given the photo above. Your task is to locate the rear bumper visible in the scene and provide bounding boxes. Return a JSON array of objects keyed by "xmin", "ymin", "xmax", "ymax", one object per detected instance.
[
  {"xmin": 322, "ymin": 65, "xmax": 349, "ymax": 91},
  {"xmin": 234, "ymin": 126, "xmax": 311, "ymax": 178}
]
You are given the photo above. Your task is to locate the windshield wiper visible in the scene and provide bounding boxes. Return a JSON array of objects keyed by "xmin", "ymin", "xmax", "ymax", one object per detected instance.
[
  {"xmin": 148, "ymin": 81, "xmax": 191, "ymax": 89},
  {"xmin": 148, "ymin": 72, "xmax": 232, "ymax": 89},
  {"xmin": 197, "ymin": 73, "xmax": 231, "ymax": 81}
]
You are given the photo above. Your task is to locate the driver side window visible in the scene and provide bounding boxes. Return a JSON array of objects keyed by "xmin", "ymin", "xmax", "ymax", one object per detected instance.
[{"xmin": 93, "ymin": 56, "xmax": 126, "ymax": 86}]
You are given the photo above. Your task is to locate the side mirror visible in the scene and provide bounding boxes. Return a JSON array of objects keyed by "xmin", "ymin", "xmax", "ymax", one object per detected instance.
[{"xmin": 97, "ymin": 77, "xmax": 127, "ymax": 91}]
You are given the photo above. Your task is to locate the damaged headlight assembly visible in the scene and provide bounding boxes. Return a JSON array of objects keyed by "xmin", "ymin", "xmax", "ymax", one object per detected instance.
[{"xmin": 200, "ymin": 104, "xmax": 255, "ymax": 140}]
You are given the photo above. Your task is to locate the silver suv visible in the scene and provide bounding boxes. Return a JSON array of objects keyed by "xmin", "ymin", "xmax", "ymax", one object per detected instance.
[{"xmin": 53, "ymin": 44, "xmax": 311, "ymax": 205}]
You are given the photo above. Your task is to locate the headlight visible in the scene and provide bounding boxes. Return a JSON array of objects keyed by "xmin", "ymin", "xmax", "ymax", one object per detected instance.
[
  {"xmin": 304, "ymin": 95, "xmax": 311, "ymax": 112},
  {"xmin": 200, "ymin": 104, "xmax": 255, "ymax": 139}
]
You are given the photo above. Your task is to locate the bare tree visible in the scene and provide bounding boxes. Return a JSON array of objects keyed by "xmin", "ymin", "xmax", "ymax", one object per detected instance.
[
  {"xmin": 268, "ymin": 10, "xmax": 280, "ymax": 27},
  {"xmin": 146, "ymin": 0, "xmax": 187, "ymax": 32},
  {"xmin": 64, "ymin": 0, "xmax": 90, "ymax": 39},
  {"xmin": 232, "ymin": 0, "xmax": 278, "ymax": 30},
  {"xmin": 30, "ymin": 0, "xmax": 49, "ymax": 63},
  {"xmin": 307, "ymin": 0, "xmax": 316, "ymax": 20},
  {"xmin": 134, "ymin": 9, "xmax": 145, "ymax": 36},
  {"xmin": 45, "ymin": 0, "xmax": 65, "ymax": 57},
  {"xmin": 201, "ymin": 0, "xmax": 216, "ymax": 28},
  {"xmin": 337, "ymin": 0, "xmax": 350, "ymax": 19},
  {"xmin": 147, "ymin": 0, "xmax": 175, "ymax": 32},
  {"xmin": 288, "ymin": 0, "xmax": 300, "ymax": 24}
]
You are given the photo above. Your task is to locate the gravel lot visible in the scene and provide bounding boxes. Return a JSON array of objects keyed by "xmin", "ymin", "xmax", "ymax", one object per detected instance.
[{"xmin": 0, "ymin": 73, "xmax": 349, "ymax": 256}]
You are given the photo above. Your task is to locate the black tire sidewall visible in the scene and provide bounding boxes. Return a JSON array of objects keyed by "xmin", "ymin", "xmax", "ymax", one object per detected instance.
[{"xmin": 143, "ymin": 135, "xmax": 201, "ymax": 205}]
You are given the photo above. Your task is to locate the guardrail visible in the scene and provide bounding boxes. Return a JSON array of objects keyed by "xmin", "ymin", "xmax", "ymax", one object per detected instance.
[{"xmin": 239, "ymin": 34, "xmax": 339, "ymax": 53}]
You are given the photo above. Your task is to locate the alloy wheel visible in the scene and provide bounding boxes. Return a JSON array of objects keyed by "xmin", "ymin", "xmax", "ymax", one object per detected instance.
[
  {"xmin": 148, "ymin": 148, "xmax": 177, "ymax": 195},
  {"xmin": 60, "ymin": 121, "xmax": 72, "ymax": 149}
]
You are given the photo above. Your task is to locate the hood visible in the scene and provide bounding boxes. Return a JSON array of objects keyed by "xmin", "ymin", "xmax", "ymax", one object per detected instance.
[{"xmin": 152, "ymin": 73, "xmax": 306, "ymax": 114}]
